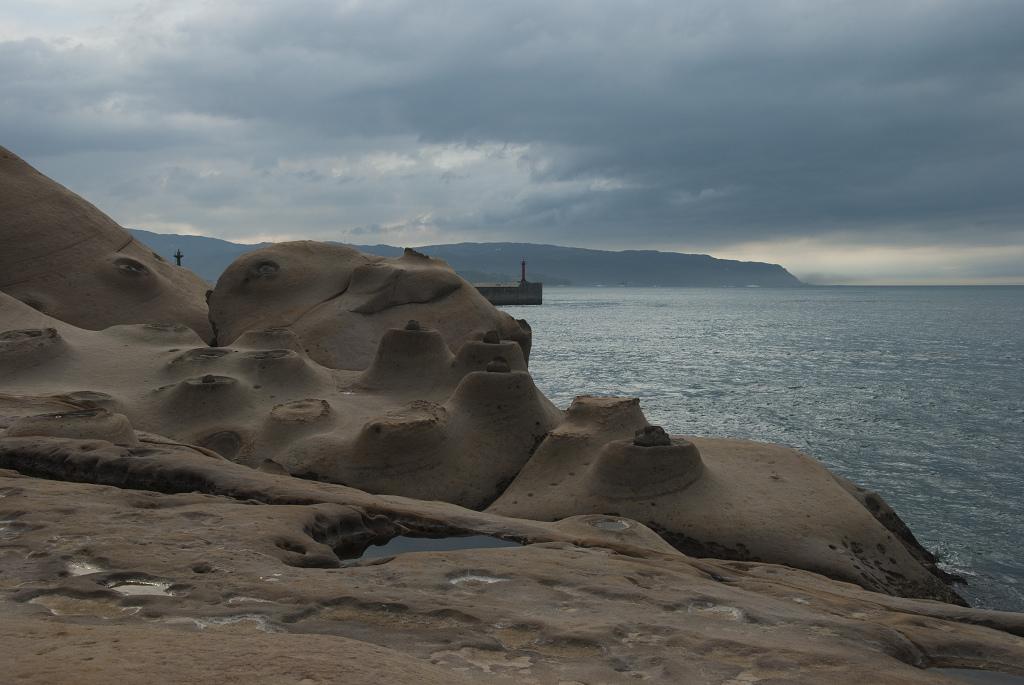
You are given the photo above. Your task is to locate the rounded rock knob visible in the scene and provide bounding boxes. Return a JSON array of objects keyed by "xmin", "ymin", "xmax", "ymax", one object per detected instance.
[
  {"xmin": 486, "ymin": 356, "xmax": 511, "ymax": 373},
  {"xmin": 634, "ymin": 425, "xmax": 672, "ymax": 447},
  {"xmin": 588, "ymin": 434, "xmax": 704, "ymax": 499}
]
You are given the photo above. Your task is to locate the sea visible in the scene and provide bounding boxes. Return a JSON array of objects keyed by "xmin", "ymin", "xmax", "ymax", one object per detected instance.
[{"xmin": 501, "ymin": 286, "xmax": 1024, "ymax": 613}]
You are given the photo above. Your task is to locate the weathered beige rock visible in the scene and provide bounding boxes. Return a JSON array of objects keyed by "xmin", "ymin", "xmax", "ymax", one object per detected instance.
[
  {"xmin": 0, "ymin": 146, "xmax": 214, "ymax": 343},
  {"xmin": 0, "ymin": 618, "xmax": 477, "ymax": 685},
  {"xmin": 208, "ymin": 242, "xmax": 532, "ymax": 370},
  {"xmin": 5, "ymin": 145, "xmax": 1022, "ymax": 683},
  {"xmin": 0, "ymin": 292, "xmax": 968, "ymax": 598},
  {"xmin": 295, "ymin": 370, "xmax": 562, "ymax": 509},
  {"xmin": 0, "ymin": 447, "xmax": 1022, "ymax": 684},
  {"xmin": 488, "ymin": 395, "xmax": 966, "ymax": 604},
  {"xmin": 0, "ymin": 291, "xmax": 557, "ymax": 510},
  {"xmin": 5, "ymin": 407, "xmax": 139, "ymax": 446}
]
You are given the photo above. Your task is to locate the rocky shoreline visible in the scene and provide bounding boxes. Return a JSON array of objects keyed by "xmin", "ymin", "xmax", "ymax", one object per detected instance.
[{"xmin": 2, "ymin": 144, "xmax": 1023, "ymax": 682}]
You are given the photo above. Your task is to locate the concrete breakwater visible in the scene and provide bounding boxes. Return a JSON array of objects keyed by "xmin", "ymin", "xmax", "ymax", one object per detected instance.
[{"xmin": 474, "ymin": 280, "xmax": 543, "ymax": 305}]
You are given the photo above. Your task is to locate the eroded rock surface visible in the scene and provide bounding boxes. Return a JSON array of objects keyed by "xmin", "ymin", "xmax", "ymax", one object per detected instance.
[
  {"xmin": 0, "ymin": 291, "xmax": 558, "ymax": 509},
  {"xmin": 0, "ymin": 146, "xmax": 213, "ymax": 343},
  {"xmin": 4, "ymin": 148, "xmax": 1022, "ymax": 683},
  {"xmin": 208, "ymin": 242, "xmax": 532, "ymax": 370},
  {"xmin": 0, "ymin": 290, "xmax": 969, "ymax": 599},
  {"xmin": 0, "ymin": 447, "xmax": 1022, "ymax": 684},
  {"xmin": 488, "ymin": 396, "xmax": 966, "ymax": 605}
]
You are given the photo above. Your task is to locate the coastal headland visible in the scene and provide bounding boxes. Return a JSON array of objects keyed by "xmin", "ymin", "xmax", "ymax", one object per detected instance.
[{"xmin": 2, "ymin": 144, "xmax": 1023, "ymax": 683}]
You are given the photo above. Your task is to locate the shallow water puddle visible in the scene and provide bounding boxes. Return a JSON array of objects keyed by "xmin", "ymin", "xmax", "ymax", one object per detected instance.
[
  {"xmin": 687, "ymin": 602, "xmax": 743, "ymax": 620},
  {"xmin": 30, "ymin": 595, "xmax": 140, "ymax": 618},
  {"xmin": 67, "ymin": 561, "xmax": 102, "ymax": 576},
  {"xmin": 227, "ymin": 596, "xmax": 275, "ymax": 604},
  {"xmin": 591, "ymin": 520, "xmax": 630, "ymax": 531},
  {"xmin": 342, "ymin": 534, "xmax": 521, "ymax": 564},
  {"xmin": 109, "ymin": 580, "xmax": 173, "ymax": 596},
  {"xmin": 195, "ymin": 613, "xmax": 283, "ymax": 633},
  {"xmin": 449, "ymin": 573, "xmax": 508, "ymax": 585}
]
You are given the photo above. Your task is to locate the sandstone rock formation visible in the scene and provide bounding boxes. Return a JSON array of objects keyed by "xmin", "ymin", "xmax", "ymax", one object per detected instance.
[
  {"xmin": 208, "ymin": 242, "xmax": 532, "ymax": 370},
  {"xmin": 487, "ymin": 396, "xmax": 963, "ymax": 604},
  {"xmin": 0, "ymin": 291, "xmax": 558, "ymax": 510},
  {"xmin": 0, "ymin": 146, "xmax": 214, "ymax": 343},
  {"xmin": 0, "ymin": 288, "xmax": 970, "ymax": 603},
  {"xmin": 0, "ymin": 442, "xmax": 1022, "ymax": 684},
  {"xmin": 3, "ymin": 148, "xmax": 1024, "ymax": 683}
]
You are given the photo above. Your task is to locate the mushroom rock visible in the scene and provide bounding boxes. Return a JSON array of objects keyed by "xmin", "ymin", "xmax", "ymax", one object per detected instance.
[
  {"xmin": 311, "ymin": 369, "xmax": 563, "ymax": 509},
  {"xmin": 6, "ymin": 148, "xmax": 1024, "ymax": 682},
  {"xmin": 587, "ymin": 430, "xmax": 704, "ymax": 498},
  {"xmin": 354, "ymin": 326, "xmax": 459, "ymax": 393},
  {"xmin": 1, "ymin": 438, "xmax": 1022, "ymax": 684},
  {"xmin": 209, "ymin": 242, "xmax": 532, "ymax": 370},
  {"xmin": 355, "ymin": 325, "xmax": 529, "ymax": 397},
  {"xmin": 0, "ymin": 294, "xmax": 560, "ymax": 508},
  {"xmin": 488, "ymin": 395, "xmax": 966, "ymax": 605},
  {"xmin": 0, "ymin": 285, "xmax": 969, "ymax": 603},
  {"xmin": 0, "ymin": 146, "xmax": 214, "ymax": 343}
]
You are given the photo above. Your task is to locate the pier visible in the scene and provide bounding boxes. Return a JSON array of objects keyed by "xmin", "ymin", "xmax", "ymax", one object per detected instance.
[{"xmin": 474, "ymin": 259, "xmax": 543, "ymax": 305}]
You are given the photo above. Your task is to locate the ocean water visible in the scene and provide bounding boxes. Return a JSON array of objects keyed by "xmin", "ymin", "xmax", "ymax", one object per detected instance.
[{"xmin": 501, "ymin": 286, "xmax": 1024, "ymax": 613}]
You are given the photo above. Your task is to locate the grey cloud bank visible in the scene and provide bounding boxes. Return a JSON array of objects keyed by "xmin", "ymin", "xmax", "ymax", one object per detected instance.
[{"xmin": 2, "ymin": 0, "xmax": 1022, "ymax": 284}]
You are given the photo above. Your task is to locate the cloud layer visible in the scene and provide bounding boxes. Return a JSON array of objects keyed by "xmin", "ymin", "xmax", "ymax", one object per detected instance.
[{"xmin": 3, "ymin": 0, "xmax": 1023, "ymax": 283}]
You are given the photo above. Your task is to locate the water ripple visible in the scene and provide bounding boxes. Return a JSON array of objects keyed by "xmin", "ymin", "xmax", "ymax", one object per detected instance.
[{"xmin": 504, "ymin": 286, "xmax": 1024, "ymax": 611}]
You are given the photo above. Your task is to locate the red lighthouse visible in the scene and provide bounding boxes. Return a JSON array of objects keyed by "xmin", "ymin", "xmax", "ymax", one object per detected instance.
[{"xmin": 521, "ymin": 259, "xmax": 526, "ymax": 282}]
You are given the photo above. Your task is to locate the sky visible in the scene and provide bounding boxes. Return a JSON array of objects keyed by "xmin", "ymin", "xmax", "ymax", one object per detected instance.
[{"xmin": 2, "ymin": 0, "xmax": 1023, "ymax": 285}]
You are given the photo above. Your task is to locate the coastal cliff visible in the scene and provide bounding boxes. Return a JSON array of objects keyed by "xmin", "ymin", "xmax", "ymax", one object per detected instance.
[{"xmin": 128, "ymin": 228, "xmax": 805, "ymax": 288}]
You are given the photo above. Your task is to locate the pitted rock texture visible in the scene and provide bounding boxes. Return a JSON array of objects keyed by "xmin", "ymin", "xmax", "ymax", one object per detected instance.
[
  {"xmin": 0, "ymin": 452, "xmax": 1022, "ymax": 684},
  {"xmin": 0, "ymin": 618, "xmax": 477, "ymax": 685},
  {"xmin": 0, "ymin": 292, "xmax": 557, "ymax": 510},
  {"xmin": 208, "ymin": 242, "xmax": 532, "ymax": 370},
  {"xmin": 487, "ymin": 395, "xmax": 967, "ymax": 605},
  {"xmin": 0, "ymin": 278, "xmax": 967, "ymax": 603},
  {"xmin": 0, "ymin": 146, "xmax": 214, "ymax": 343},
  {"xmin": 0, "ymin": 150, "xmax": 1002, "ymax": 659},
  {"xmin": 0, "ymin": 289, "xmax": 969, "ymax": 601}
]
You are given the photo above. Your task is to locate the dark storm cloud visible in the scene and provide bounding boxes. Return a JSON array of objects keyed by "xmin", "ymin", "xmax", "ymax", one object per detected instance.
[{"xmin": 2, "ymin": 0, "xmax": 1023, "ymax": 278}]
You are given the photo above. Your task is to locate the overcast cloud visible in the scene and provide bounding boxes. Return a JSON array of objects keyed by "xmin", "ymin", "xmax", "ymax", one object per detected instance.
[{"xmin": 2, "ymin": 0, "xmax": 1023, "ymax": 283}]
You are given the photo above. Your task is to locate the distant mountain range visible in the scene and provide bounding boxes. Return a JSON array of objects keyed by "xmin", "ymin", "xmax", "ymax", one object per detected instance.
[{"xmin": 129, "ymin": 229, "xmax": 805, "ymax": 287}]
